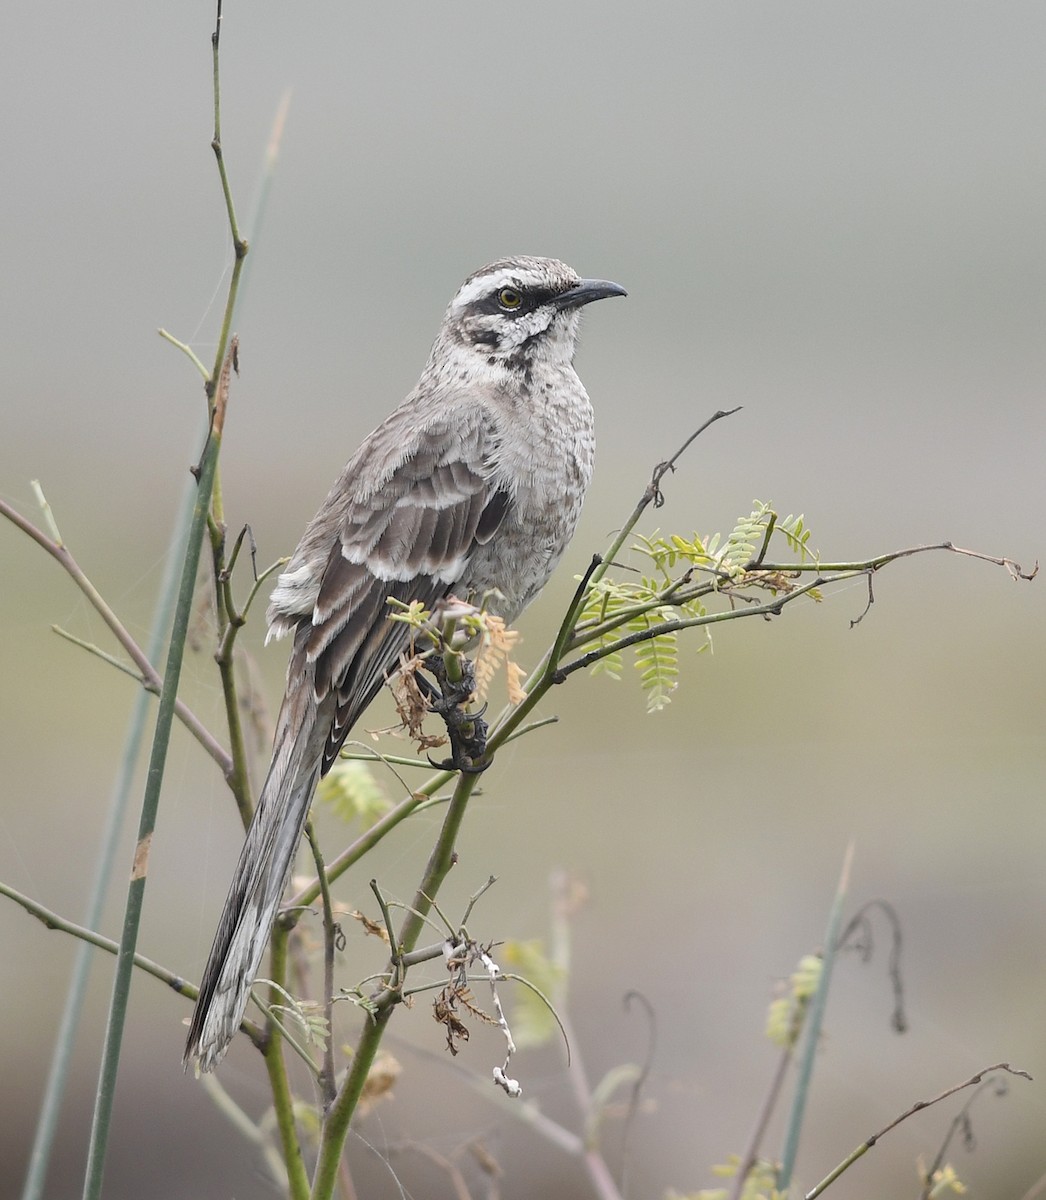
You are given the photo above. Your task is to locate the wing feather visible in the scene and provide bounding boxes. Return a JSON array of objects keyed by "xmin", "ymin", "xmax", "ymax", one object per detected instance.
[{"xmin": 272, "ymin": 411, "xmax": 513, "ymax": 774}]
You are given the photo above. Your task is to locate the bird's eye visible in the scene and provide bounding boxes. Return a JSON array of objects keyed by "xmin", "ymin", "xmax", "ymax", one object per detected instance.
[{"xmin": 497, "ymin": 287, "xmax": 522, "ymax": 310}]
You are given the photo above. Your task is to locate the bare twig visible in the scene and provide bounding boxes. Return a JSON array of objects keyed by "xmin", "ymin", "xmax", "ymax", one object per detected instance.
[
  {"xmin": 306, "ymin": 823, "xmax": 339, "ymax": 1111},
  {"xmin": 590, "ymin": 408, "xmax": 742, "ymax": 590},
  {"xmin": 837, "ymin": 899, "xmax": 907, "ymax": 1034},
  {"xmin": 0, "ymin": 497, "xmax": 232, "ymax": 777},
  {"xmin": 728, "ymin": 1044, "xmax": 796, "ymax": 1200},
  {"xmin": 0, "ymin": 880, "xmax": 266, "ymax": 1048},
  {"xmin": 647, "ymin": 407, "xmax": 744, "ymax": 508},
  {"xmin": 805, "ymin": 1063, "xmax": 1032, "ymax": 1199},
  {"xmin": 917, "ymin": 1072, "xmax": 1012, "ymax": 1200}
]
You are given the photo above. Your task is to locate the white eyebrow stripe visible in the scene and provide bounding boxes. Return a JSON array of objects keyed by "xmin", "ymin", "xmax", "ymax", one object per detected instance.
[{"xmin": 449, "ymin": 268, "xmax": 530, "ymax": 311}]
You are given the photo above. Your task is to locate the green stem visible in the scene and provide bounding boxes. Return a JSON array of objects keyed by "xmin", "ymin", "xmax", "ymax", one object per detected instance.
[
  {"xmin": 305, "ymin": 823, "xmax": 338, "ymax": 1110},
  {"xmin": 157, "ymin": 328, "xmax": 210, "ymax": 379},
  {"xmin": 311, "ymin": 1005, "xmax": 396, "ymax": 1200},
  {"xmin": 82, "ymin": 417, "xmax": 225, "ymax": 1200},
  {"xmin": 21, "ymin": 469, "xmax": 196, "ymax": 1200},
  {"xmin": 264, "ymin": 925, "xmax": 311, "ymax": 1200},
  {"xmin": 80, "ymin": 4, "xmax": 248, "ymax": 1162},
  {"xmin": 210, "ymin": 510, "xmax": 255, "ymax": 831},
  {"xmin": 309, "ymin": 770, "xmax": 481, "ymax": 1200},
  {"xmin": 288, "ymin": 768, "xmax": 453, "ymax": 910},
  {"xmin": 557, "ymin": 573, "xmax": 846, "ymax": 680},
  {"xmin": 567, "ymin": 578, "xmax": 719, "ymax": 650},
  {"xmin": 777, "ymin": 844, "xmax": 854, "ymax": 1193},
  {"xmin": 215, "ymin": 636, "xmax": 254, "ymax": 830}
]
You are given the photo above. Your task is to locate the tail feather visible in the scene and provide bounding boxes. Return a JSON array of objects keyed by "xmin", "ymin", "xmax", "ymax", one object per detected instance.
[{"xmin": 184, "ymin": 693, "xmax": 330, "ymax": 1072}]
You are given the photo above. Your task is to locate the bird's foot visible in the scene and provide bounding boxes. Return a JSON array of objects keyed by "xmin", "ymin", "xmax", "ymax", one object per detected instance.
[{"xmin": 421, "ymin": 654, "xmax": 491, "ymax": 774}]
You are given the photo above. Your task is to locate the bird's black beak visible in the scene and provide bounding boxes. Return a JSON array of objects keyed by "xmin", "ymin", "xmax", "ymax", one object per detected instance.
[{"xmin": 553, "ymin": 278, "xmax": 628, "ymax": 310}]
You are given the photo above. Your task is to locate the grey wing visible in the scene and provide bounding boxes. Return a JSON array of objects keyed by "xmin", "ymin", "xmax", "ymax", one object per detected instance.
[{"xmin": 278, "ymin": 415, "xmax": 511, "ymax": 774}]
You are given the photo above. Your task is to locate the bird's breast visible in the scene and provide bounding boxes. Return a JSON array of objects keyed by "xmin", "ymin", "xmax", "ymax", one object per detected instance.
[{"xmin": 463, "ymin": 375, "xmax": 594, "ymax": 620}]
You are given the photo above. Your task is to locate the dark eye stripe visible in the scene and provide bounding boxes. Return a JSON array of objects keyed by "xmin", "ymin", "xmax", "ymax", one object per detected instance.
[
  {"xmin": 471, "ymin": 285, "xmax": 560, "ymax": 318},
  {"xmin": 474, "ymin": 291, "xmax": 523, "ymax": 316}
]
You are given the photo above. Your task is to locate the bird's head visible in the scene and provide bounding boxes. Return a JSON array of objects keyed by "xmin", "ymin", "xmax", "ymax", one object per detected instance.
[{"xmin": 439, "ymin": 256, "xmax": 626, "ymax": 371}]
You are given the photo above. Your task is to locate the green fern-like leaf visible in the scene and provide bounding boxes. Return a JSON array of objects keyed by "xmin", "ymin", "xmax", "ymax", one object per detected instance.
[
  {"xmin": 577, "ymin": 503, "xmax": 823, "ymax": 716},
  {"xmin": 591, "ymin": 648, "xmax": 624, "ymax": 680},
  {"xmin": 777, "ymin": 510, "xmax": 819, "ymax": 564},
  {"xmin": 629, "ymin": 608, "xmax": 679, "ymax": 712},
  {"xmin": 576, "ymin": 577, "xmax": 639, "ymax": 681},
  {"xmin": 718, "ymin": 501, "xmax": 773, "ymax": 573},
  {"xmin": 634, "ymin": 530, "xmax": 719, "ymax": 577}
]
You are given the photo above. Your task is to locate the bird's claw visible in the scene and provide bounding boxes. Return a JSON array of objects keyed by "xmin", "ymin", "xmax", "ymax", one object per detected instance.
[
  {"xmin": 427, "ymin": 750, "xmax": 491, "ymax": 776},
  {"xmin": 420, "ymin": 653, "xmax": 490, "ymax": 774}
]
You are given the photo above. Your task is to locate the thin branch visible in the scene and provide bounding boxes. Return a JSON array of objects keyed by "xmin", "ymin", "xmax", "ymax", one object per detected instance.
[
  {"xmin": 288, "ymin": 768, "xmax": 454, "ymax": 911},
  {"xmin": 305, "ymin": 823, "xmax": 339, "ymax": 1111},
  {"xmin": 548, "ymin": 553, "xmax": 604, "ymax": 671},
  {"xmin": 0, "ymin": 497, "xmax": 232, "ymax": 778},
  {"xmin": 805, "ymin": 1064, "xmax": 1032, "ymax": 1199},
  {"xmin": 918, "ymin": 1074, "xmax": 1010, "ymax": 1200},
  {"xmin": 157, "ymin": 328, "xmax": 210, "ymax": 380},
  {"xmin": 565, "ymin": 577, "xmax": 720, "ymax": 650},
  {"xmin": 555, "ymin": 572, "xmax": 839, "ymax": 681},
  {"xmin": 51, "ymin": 627, "xmax": 145, "ymax": 682},
  {"xmin": 1, "ymin": 882, "xmax": 197, "ymax": 1003},
  {"xmin": 460, "ymin": 875, "xmax": 498, "ymax": 927},
  {"xmin": 30, "ymin": 479, "xmax": 63, "ymax": 543},
  {"xmin": 728, "ymin": 1044, "xmax": 796, "ymax": 1200},
  {"xmin": 237, "ymin": 555, "xmax": 288, "ymax": 623},
  {"xmin": 385, "ymin": 1032, "xmax": 587, "ymax": 1156},
  {"xmin": 209, "ymin": 506, "xmax": 255, "ymax": 832},
  {"xmin": 392, "ymin": 1144, "xmax": 473, "ymax": 1200},
  {"xmin": 589, "ymin": 408, "xmax": 742, "ymax": 590},
  {"xmin": 501, "ymin": 714, "xmax": 560, "ymax": 743},
  {"xmin": 369, "ymin": 879, "xmax": 403, "ymax": 978},
  {"xmin": 338, "ymin": 739, "xmax": 422, "ymax": 805},
  {"xmin": 753, "ymin": 539, "xmax": 1036, "ymax": 580},
  {"xmin": 209, "ymin": 0, "xmax": 247, "ymax": 264},
  {"xmin": 337, "ymin": 749, "xmax": 436, "ymax": 769},
  {"xmin": 200, "ymin": 1073, "xmax": 289, "ymax": 1190}
]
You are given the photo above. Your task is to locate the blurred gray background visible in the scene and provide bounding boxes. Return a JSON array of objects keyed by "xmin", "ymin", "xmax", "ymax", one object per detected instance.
[{"xmin": 1, "ymin": 3, "xmax": 1044, "ymax": 1197}]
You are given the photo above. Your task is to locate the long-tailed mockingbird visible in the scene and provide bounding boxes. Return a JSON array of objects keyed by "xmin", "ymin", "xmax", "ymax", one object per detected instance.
[{"xmin": 185, "ymin": 255, "xmax": 625, "ymax": 1071}]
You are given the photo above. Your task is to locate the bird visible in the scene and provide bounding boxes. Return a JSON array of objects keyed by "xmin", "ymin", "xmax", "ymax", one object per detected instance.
[{"xmin": 184, "ymin": 255, "xmax": 626, "ymax": 1072}]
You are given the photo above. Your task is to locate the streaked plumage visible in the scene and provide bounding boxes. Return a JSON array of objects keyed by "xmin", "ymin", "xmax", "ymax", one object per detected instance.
[{"xmin": 185, "ymin": 256, "xmax": 625, "ymax": 1071}]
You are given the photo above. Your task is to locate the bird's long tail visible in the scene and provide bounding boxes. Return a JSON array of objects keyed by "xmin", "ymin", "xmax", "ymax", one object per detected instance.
[{"xmin": 184, "ymin": 688, "xmax": 330, "ymax": 1073}]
